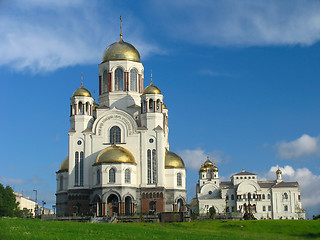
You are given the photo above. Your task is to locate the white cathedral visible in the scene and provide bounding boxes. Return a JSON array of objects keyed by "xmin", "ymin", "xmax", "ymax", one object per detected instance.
[
  {"xmin": 56, "ymin": 31, "xmax": 187, "ymax": 216},
  {"xmin": 192, "ymin": 157, "xmax": 305, "ymax": 219}
]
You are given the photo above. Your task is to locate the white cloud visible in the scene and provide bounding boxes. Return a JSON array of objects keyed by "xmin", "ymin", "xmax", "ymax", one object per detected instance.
[
  {"xmin": 0, "ymin": 1, "xmax": 161, "ymax": 73},
  {"xmin": 150, "ymin": 0, "xmax": 320, "ymax": 46},
  {"xmin": 264, "ymin": 165, "xmax": 320, "ymax": 208},
  {"xmin": 276, "ymin": 134, "xmax": 320, "ymax": 160},
  {"xmin": 1, "ymin": 176, "xmax": 26, "ymax": 185},
  {"xmin": 178, "ymin": 148, "xmax": 226, "ymax": 171}
]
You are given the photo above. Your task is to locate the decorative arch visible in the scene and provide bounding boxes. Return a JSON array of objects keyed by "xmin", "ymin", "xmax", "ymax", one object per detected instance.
[{"xmin": 92, "ymin": 109, "xmax": 138, "ymax": 138}]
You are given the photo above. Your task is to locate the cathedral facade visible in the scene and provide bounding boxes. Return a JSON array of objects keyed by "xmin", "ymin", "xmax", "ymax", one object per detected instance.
[
  {"xmin": 192, "ymin": 157, "xmax": 305, "ymax": 219},
  {"xmin": 55, "ymin": 33, "xmax": 187, "ymax": 217}
]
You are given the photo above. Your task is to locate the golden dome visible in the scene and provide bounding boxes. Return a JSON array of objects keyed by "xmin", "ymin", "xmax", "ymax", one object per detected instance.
[
  {"xmin": 95, "ymin": 145, "xmax": 136, "ymax": 165},
  {"xmin": 102, "ymin": 38, "xmax": 141, "ymax": 63},
  {"xmin": 162, "ymin": 102, "xmax": 167, "ymax": 109},
  {"xmin": 276, "ymin": 169, "xmax": 282, "ymax": 174},
  {"xmin": 212, "ymin": 163, "xmax": 218, "ymax": 172},
  {"xmin": 58, "ymin": 157, "xmax": 68, "ymax": 172},
  {"xmin": 203, "ymin": 156, "xmax": 213, "ymax": 168},
  {"xmin": 143, "ymin": 81, "xmax": 161, "ymax": 95},
  {"xmin": 199, "ymin": 165, "xmax": 207, "ymax": 173},
  {"xmin": 93, "ymin": 100, "xmax": 99, "ymax": 110},
  {"xmin": 165, "ymin": 151, "xmax": 185, "ymax": 168},
  {"xmin": 72, "ymin": 83, "xmax": 92, "ymax": 97}
]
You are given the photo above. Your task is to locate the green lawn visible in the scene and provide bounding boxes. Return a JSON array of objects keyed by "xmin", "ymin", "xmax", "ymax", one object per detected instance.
[{"xmin": 0, "ymin": 218, "xmax": 320, "ymax": 240}]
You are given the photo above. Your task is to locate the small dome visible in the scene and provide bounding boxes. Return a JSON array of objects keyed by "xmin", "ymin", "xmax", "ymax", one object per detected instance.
[
  {"xmin": 143, "ymin": 82, "xmax": 161, "ymax": 95},
  {"xmin": 102, "ymin": 38, "xmax": 141, "ymax": 63},
  {"xmin": 203, "ymin": 156, "xmax": 213, "ymax": 168},
  {"xmin": 276, "ymin": 169, "xmax": 282, "ymax": 174},
  {"xmin": 93, "ymin": 100, "xmax": 99, "ymax": 110},
  {"xmin": 162, "ymin": 102, "xmax": 167, "ymax": 109},
  {"xmin": 199, "ymin": 165, "xmax": 207, "ymax": 173},
  {"xmin": 95, "ymin": 145, "xmax": 136, "ymax": 165},
  {"xmin": 58, "ymin": 157, "xmax": 68, "ymax": 172},
  {"xmin": 165, "ymin": 151, "xmax": 185, "ymax": 168},
  {"xmin": 72, "ymin": 83, "xmax": 92, "ymax": 97},
  {"xmin": 212, "ymin": 163, "xmax": 218, "ymax": 172}
]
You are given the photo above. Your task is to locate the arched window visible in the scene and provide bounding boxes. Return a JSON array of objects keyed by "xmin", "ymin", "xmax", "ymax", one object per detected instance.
[
  {"xmin": 248, "ymin": 193, "xmax": 251, "ymax": 199},
  {"xmin": 147, "ymin": 150, "xmax": 151, "ymax": 184},
  {"xmin": 130, "ymin": 69, "xmax": 137, "ymax": 92},
  {"xmin": 103, "ymin": 70, "xmax": 108, "ymax": 93},
  {"xmin": 96, "ymin": 169, "xmax": 100, "ymax": 185},
  {"xmin": 284, "ymin": 192, "xmax": 288, "ymax": 200},
  {"xmin": 231, "ymin": 194, "xmax": 234, "ymax": 200},
  {"xmin": 79, "ymin": 151, "xmax": 84, "ymax": 186},
  {"xmin": 177, "ymin": 173, "xmax": 182, "ymax": 187},
  {"xmin": 149, "ymin": 99, "xmax": 154, "ymax": 111},
  {"xmin": 110, "ymin": 126, "xmax": 121, "ymax": 144},
  {"xmin": 125, "ymin": 169, "xmax": 131, "ymax": 183},
  {"xmin": 109, "ymin": 168, "xmax": 116, "ymax": 183},
  {"xmin": 268, "ymin": 194, "xmax": 271, "ymax": 199},
  {"xmin": 115, "ymin": 68, "xmax": 124, "ymax": 91},
  {"xmin": 262, "ymin": 194, "xmax": 265, "ymax": 199},
  {"xmin": 243, "ymin": 194, "xmax": 247, "ymax": 199},
  {"xmin": 78, "ymin": 102, "xmax": 83, "ymax": 114},
  {"xmin": 59, "ymin": 175, "xmax": 63, "ymax": 190},
  {"xmin": 149, "ymin": 201, "xmax": 156, "ymax": 214},
  {"xmin": 226, "ymin": 194, "xmax": 229, "ymax": 200},
  {"xmin": 74, "ymin": 151, "xmax": 79, "ymax": 186},
  {"xmin": 152, "ymin": 149, "xmax": 157, "ymax": 184}
]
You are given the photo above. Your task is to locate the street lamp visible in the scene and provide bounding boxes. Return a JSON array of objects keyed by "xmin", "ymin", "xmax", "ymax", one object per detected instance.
[{"xmin": 33, "ymin": 189, "xmax": 38, "ymax": 217}]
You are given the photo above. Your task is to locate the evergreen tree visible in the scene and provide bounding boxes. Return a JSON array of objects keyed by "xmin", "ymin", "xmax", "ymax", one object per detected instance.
[{"xmin": 0, "ymin": 183, "xmax": 20, "ymax": 217}]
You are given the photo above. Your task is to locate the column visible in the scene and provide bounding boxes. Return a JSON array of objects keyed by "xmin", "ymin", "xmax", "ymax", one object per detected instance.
[
  {"xmin": 108, "ymin": 73, "xmax": 112, "ymax": 92},
  {"xmin": 99, "ymin": 76, "xmax": 102, "ymax": 95}
]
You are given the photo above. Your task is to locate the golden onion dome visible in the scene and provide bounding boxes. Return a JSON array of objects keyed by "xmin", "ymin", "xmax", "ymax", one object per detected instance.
[
  {"xmin": 276, "ymin": 169, "xmax": 282, "ymax": 174},
  {"xmin": 95, "ymin": 145, "xmax": 136, "ymax": 165},
  {"xmin": 143, "ymin": 81, "xmax": 161, "ymax": 95},
  {"xmin": 72, "ymin": 83, "xmax": 92, "ymax": 97},
  {"xmin": 199, "ymin": 165, "xmax": 207, "ymax": 173},
  {"xmin": 203, "ymin": 156, "xmax": 213, "ymax": 168},
  {"xmin": 102, "ymin": 37, "xmax": 141, "ymax": 63},
  {"xmin": 165, "ymin": 151, "xmax": 185, "ymax": 168},
  {"xmin": 93, "ymin": 100, "xmax": 99, "ymax": 110},
  {"xmin": 212, "ymin": 163, "xmax": 218, "ymax": 172},
  {"xmin": 162, "ymin": 102, "xmax": 167, "ymax": 109},
  {"xmin": 58, "ymin": 157, "xmax": 68, "ymax": 172}
]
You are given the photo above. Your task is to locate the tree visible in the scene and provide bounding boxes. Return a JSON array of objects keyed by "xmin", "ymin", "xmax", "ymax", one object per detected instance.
[
  {"xmin": 209, "ymin": 207, "xmax": 216, "ymax": 219},
  {"xmin": 0, "ymin": 183, "xmax": 20, "ymax": 217}
]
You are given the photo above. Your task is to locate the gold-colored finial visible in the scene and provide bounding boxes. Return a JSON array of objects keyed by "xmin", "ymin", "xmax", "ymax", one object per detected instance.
[
  {"xmin": 150, "ymin": 70, "xmax": 153, "ymax": 85},
  {"xmin": 120, "ymin": 15, "xmax": 123, "ymax": 40},
  {"xmin": 207, "ymin": 155, "xmax": 210, "ymax": 161},
  {"xmin": 81, "ymin": 73, "xmax": 83, "ymax": 87}
]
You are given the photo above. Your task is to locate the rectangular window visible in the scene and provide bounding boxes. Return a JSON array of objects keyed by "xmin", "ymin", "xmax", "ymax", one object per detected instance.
[
  {"xmin": 284, "ymin": 205, "xmax": 288, "ymax": 211},
  {"xmin": 268, "ymin": 206, "xmax": 271, "ymax": 211},
  {"xmin": 263, "ymin": 206, "xmax": 266, "ymax": 211},
  {"xmin": 147, "ymin": 150, "xmax": 151, "ymax": 184},
  {"xmin": 75, "ymin": 152, "xmax": 79, "ymax": 186}
]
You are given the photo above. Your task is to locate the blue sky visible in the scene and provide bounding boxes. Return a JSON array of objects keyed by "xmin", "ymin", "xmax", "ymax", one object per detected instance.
[{"xmin": 1, "ymin": 0, "xmax": 320, "ymax": 218}]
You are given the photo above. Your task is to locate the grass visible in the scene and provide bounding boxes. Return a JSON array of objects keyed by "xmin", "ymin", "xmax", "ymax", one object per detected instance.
[{"xmin": 0, "ymin": 218, "xmax": 320, "ymax": 240}]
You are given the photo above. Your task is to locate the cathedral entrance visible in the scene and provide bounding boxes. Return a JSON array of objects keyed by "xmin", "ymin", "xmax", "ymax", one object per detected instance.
[
  {"xmin": 177, "ymin": 199, "xmax": 184, "ymax": 212},
  {"xmin": 107, "ymin": 194, "xmax": 119, "ymax": 216},
  {"xmin": 125, "ymin": 196, "xmax": 132, "ymax": 215}
]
